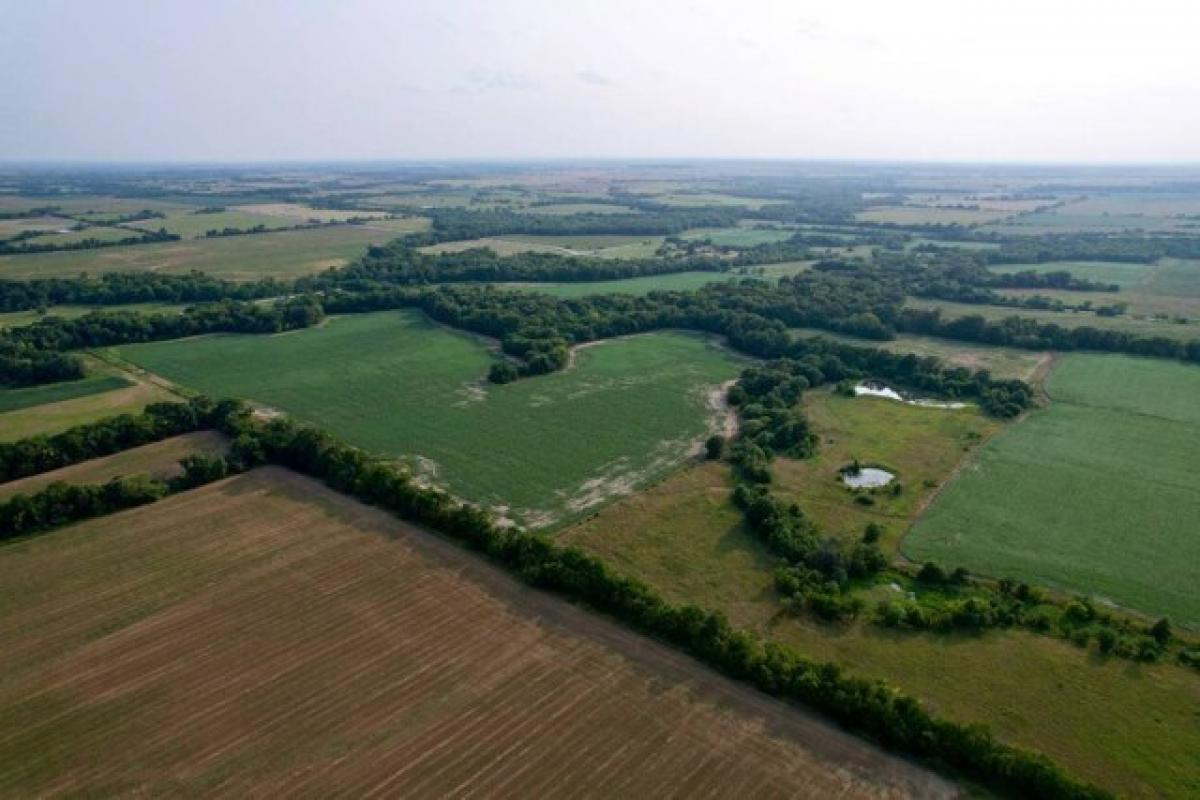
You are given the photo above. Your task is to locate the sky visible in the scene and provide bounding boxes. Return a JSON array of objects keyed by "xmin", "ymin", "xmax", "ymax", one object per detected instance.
[{"xmin": 2, "ymin": 0, "xmax": 1199, "ymax": 163}]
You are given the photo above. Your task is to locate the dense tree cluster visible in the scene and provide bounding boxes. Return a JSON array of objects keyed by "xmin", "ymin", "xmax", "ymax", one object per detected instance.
[{"xmin": 0, "ymin": 340, "xmax": 84, "ymax": 387}]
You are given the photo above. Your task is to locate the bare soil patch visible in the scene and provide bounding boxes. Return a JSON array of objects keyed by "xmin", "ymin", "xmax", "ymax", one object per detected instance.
[{"xmin": 0, "ymin": 468, "xmax": 954, "ymax": 798}]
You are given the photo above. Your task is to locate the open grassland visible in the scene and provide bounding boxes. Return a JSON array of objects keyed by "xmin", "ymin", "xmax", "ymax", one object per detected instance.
[
  {"xmin": 0, "ymin": 216, "xmax": 72, "ymax": 238},
  {"xmin": 791, "ymin": 328, "xmax": 1050, "ymax": 382},
  {"xmin": 772, "ymin": 391, "xmax": 1001, "ymax": 550},
  {"xmin": 0, "ymin": 375, "xmax": 132, "ymax": 415},
  {"xmin": 652, "ymin": 193, "xmax": 782, "ymax": 209},
  {"xmin": 20, "ymin": 226, "xmax": 142, "ymax": 246},
  {"xmin": 0, "ymin": 431, "xmax": 227, "ymax": 501},
  {"xmin": 0, "ymin": 196, "xmax": 192, "ymax": 216},
  {"xmin": 0, "ymin": 358, "xmax": 177, "ymax": 443},
  {"xmin": 421, "ymin": 233, "xmax": 666, "ymax": 259},
  {"xmin": 497, "ymin": 265, "xmax": 811, "ymax": 299},
  {"xmin": 0, "ymin": 302, "xmax": 188, "ymax": 330},
  {"xmin": 524, "ymin": 202, "xmax": 639, "ymax": 215},
  {"xmin": 680, "ymin": 227, "xmax": 797, "ymax": 247},
  {"xmin": 501, "ymin": 271, "xmax": 730, "ymax": 298},
  {"xmin": 233, "ymin": 202, "xmax": 389, "ymax": 223},
  {"xmin": 982, "ymin": 195, "xmax": 1200, "ymax": 234},
  {"xmin": 908, "ymin": 354, "xmax": 1200, "ymax": 627},
  {"xmin": 0, "ymin": 468, "xmax": 952, "ymax": 798},
  {"xmin": 133, "ymin": 209, "xmax": 296, "ymax": 238},
  {"xmin": 856, "ymin": 206, "xmax": 1016, "ymax": 226},
  {"xmin": 0, "ymin": 225, "xmax": 401, "ymax": 281},
  {"xmin": 117, "ymin": 311, "xmax": 746, "ymax": 527},
  {"xmin": 905, "ymin": 296, "xmax": 1200, "ymax": 341},
  {"xmin": 992, "ymin": 258, "xmax": 1200, "ymax": 321},
  {"xmin": 564, "ymin": 463, "xmax": 1200, "ymax": 798}
]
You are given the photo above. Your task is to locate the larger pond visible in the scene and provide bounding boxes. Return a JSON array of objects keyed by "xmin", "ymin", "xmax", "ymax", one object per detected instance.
[{"xmin": 842, "ymin": 467, "xmax": 896, "ymax": 488}]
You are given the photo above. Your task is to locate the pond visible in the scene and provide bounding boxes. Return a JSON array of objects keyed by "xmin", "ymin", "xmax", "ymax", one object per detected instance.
[
  {"xmin": 854, "ymin": 380, "xmax": 966, "ymax": 409},
  {"xmin": 842, "ymin": 467, "xmax": 895, "ymax": 488}
]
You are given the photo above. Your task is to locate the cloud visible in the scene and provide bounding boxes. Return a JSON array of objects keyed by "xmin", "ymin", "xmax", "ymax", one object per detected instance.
[
  {"xmin": 576, "ymin": 69, "xmax": 612, "ymax": 86},
  {"xmin": 462, "ymin": 67, "xmax": 537, "ymax": 91}
]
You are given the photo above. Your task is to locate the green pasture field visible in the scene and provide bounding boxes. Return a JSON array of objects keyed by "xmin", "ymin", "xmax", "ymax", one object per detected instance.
[
  {"xmin": 907, "ymin": 353, "xmax": 1200, "ymax": 627},
  {"xmin": 991, "ymin": 258, "xmax": 1200, "ymax": 321},
  {"xmin": 772, "ymin": 390, "xmax": 1000, "ymax": 550},
  {"xmin": 652, "ymin": 193, "xmax": 781, "ymax": 209},
  {"xmin": 0, "ymin": 225, "xmax": 400, "ymax": 281},
  {"xmin": 855, "ymin": 206, "xmax": 1016, "ymax": 226},
  {"xmin": 791, "ymin": 327, "xmax": 1050, "ymax": 382},
  {"xmin": 500, "ymin": 271, "xmax": 729, "ymax": 298},
  {"xmin": 905, "ymin": 296, "xmax": 1200, "ymax": 341},
  {"xmin": 679, "ymin": 227, "xmax": 796, "ymax": 247},
  {"xmin": 420, "ymin": 233, "xmax": 666, "ymax": 259},
  {"xmin": 981, "ymin": 195, "xmax": 1200, "ymax": 234},
  {"xmin": 117, "ymin": 310, "xmax": 746, "ymax": 527},
  {"xmin": 496, "ymin": 262, "xmax": 812, "ymax": 299},
  {"xmin": 15, "ymin": 225, "xmax": 141, "ymax": 247},
  {"xmin": 134, "ymin": 209, "xmax": 295, "ymax": 238},
  {"xmin": 0, "ymin": 216, "xmax": 70, "ymax": 239},
  {"xmin": 0, "ymin": 195, "xmax": 192, "ymax": 216},
  {"xmin": 563, "ymin": 399, "xmax": 1200, "ymax": 799},
  {"xmin": 0, "ymin": 357, "xmax": 177, "ymax": 443},
  {"xmin": 525, "ymin": 203, "xmax": 638, "ymax": 215},
  {"xmin": 0, "ymin": 375, "xmax": 132, "ymax": 414},
  {"xmin": 0, "ymin": 303, "xmax": 188, "ymax": 330}
]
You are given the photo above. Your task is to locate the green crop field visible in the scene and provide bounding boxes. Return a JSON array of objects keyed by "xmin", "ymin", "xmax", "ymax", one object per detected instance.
[
  {"xmin": 0, "ymin": 375, "xmax": 132, "ymax": 414},
  {"xmin": 117, "ymin": 310, "xmax": 746, "ymax": 526},
  {"xmin": 500, "ymin": 271, "xmax": 729, "ymax": 298},
  {"xmin": 988, "ymin": 259, "xmax": 1200, "ymax": 320},
  {"xmin": 0, "ymin": 225, "xmax": 403, "ymax": 281},
  {"xmin": 907, "ymin": 353, "xmax": 1200, "ymax": 627}
]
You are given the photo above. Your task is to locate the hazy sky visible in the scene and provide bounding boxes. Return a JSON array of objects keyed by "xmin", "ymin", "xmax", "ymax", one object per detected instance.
[{"xmin": 3, "ymin": 0, "xmax": 1198, "ymax": 162}]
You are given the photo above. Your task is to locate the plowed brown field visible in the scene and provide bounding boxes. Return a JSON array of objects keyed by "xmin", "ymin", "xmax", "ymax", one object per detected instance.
[{"xmin": 0, "ymin": 467, "xmax": 956, "ymax": 798}]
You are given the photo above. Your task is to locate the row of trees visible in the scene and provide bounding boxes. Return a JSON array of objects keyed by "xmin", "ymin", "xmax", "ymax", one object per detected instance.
[
  {"xmin": 0, "ymin": 227, "xmax": 179, "ymax": 255},
  {"xmin": 214, "ymin": 413, "xmax": 1105, "ymax": 800},
  {"xmin": 0, "ymin": 397, "xmax": 237, "ymax": 482},
  {"xmin": 0, "ymin": 340, "xmax": 84, "ymax": 387}
]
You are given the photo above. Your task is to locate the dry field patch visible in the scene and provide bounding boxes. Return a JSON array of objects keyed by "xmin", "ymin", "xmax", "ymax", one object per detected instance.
[{"xmin": 0, "ymin": 468, "xmax": 952, "ymax": 798}]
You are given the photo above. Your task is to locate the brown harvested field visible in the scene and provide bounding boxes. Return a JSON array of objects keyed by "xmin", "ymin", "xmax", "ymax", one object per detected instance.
[
  {"xmin": 0, "ymin": 467, "xmax": 954, "ymax": 798},
  {"xmin": 0, "ymin": 431, "xmax": 227, "ymax": 501}
]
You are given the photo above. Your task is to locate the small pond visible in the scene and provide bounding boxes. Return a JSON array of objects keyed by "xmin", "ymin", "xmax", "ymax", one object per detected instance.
[
  {"xmin": 842, "ymin": 467, "xmax": 896, "ymax": 488},
  {"xmin": 854, "ymin": 380, "xmax": 966, "ymax": 409}
]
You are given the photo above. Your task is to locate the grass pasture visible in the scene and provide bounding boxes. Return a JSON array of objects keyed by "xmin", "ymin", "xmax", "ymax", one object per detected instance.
[
  {"xmin": 772, "ymin": 390, "xmax": 1001, "ymax": 550},
  {"xmin": 0, "ymin": 467, "xmax": 950, "ymax": 798},
  {"xmin": 0, "ymin": 375, "xmax": 132, "ymax": 415},
  {"xmin": 133, "ymin": 209, "xmax": 295, "ymax": 238},
  {"xmin": 680, "ymin": 227, "xmax": 796, "ymax": 247},
  {"xmin": 0, "ymin": 430, "xmax": 227, "ymax": 501},
  {"xmin": 856, "ymin": 206, "xmax": 1016, "ymax": 226},
  {"xmin": 0, "ymin": 302, "xmax": 189, "ymax": 330},
  {"xmin": 908, "ymin": 353, "xmax": 1200, "ymax": 627},
  {"xmin": 791, "ymin": 327, "xmax": 1051, "ymax": 382},
  {"xmin": 562, "ymin": 406, "xmax": 1200, "ymax": 798},
  {"xmin": 0, "ymin": 358, "xmax": 177, "ymax": 443},
  {"xmin": 991, "ymin": 258, "xmax": 1200, "ymax": 321},
  {"xmin": 905, "ymin": 296, "xmax": 1200, "ymax": 341},
  {"xmin": 117, "ymin": 310, "xmax": 746, "ymax": 526},
  {"xmin": 0, "ymin": 225, "xmax": 400, "ymax": 281},
  {"xmin": 421, "ymin": 233, "xmax": 667, "ymax": 259}
]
